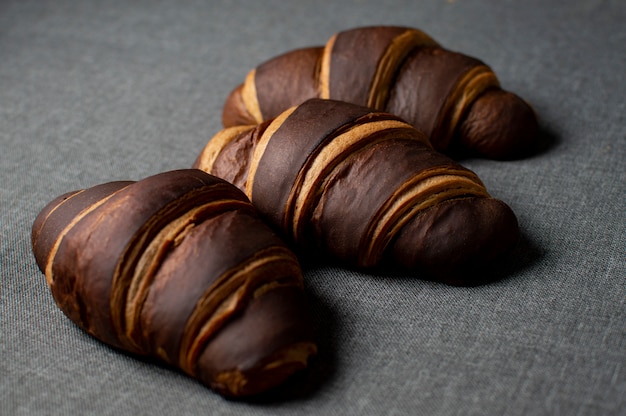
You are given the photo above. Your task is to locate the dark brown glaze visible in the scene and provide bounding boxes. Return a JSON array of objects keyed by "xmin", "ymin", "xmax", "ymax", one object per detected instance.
[
  {"xmin": 256, "ymin": 47, "xmax": 323, "ymax": 121},
  {"xmin": 140, "ymin": 209, "xmax": 286, "ymax": 364},
  {"xmin": 32, "ymin": 182, "xmax": 134, "ymax": 273},
  {"xmin": 111, "ymin": 176, "xmax": 254, "ymax": 352},
  {"xmin": 196, "ymin": 286, "xmax": 314, "ymax": 397},
  {"xmin": 31, "ymin": 169, "xmax": 316, "ymax": 397},
  {"xmin": 328, "ymin": 26, "xmax": 409, "ymax": 106},
  {"xmin": 199, "ymin": 99, "xmax": 520, "ymax": 285},
  {"xmin": 459, "ymin": 89, "xmax": 539, "ymax": 159},
  {"xmin": 50, "ymin": 171, "xmax": 231, "ymax": 349},
  {"xmin": 389, "ymin": 197, "xmax": 519, "ymax": 285},
  {"xmin": 252, "ymin": 99, "xmax": 373, "ymax": 231},
  {"xmin": 221, "ymin": 25, "xmax": 539, "ymax": 160},
  {"xmin": 310, "ymin": 137, "xmax": 462, "ymax": 266},
  {"xmin": 387, "ymin": 47, "xmax": 485, "ymax": 150},
  {"xmin": 31, "ymin": 190, "xmax": 80, "ymax": 270}
]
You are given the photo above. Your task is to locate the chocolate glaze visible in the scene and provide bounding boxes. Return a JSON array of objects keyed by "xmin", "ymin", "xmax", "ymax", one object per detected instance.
[
  {"xmin": 459, "ymin": 89, "xmax": 539, "ymax": 159},
  {"xmin": 140, "ymin": 209, "xmax": 287, "ymax": 364},
  {"xmin": 328, "ymin": 26, "xmax": 409, "ymax": 105},
  {"xmin": 221, "ymin": 26, "xmax": 539, "ymax": 160},
  {"xmin": 387, "ymin": 47, "xmax": 485, "ymax": 150},
  {"xmin": 31, "ymin": 169, "xmax": 315, "ymax": 397},
  {"xmin": 252, "ymin": 99, "xmax": 373, "ymax": 231},
  {"xmin": 196, "ymin": 286, "xmax": 314, "ymax": 397},
  {"xmin": 204, "ymin": 99, "xmax": 521, "ymax": 285},
  {"xmin": 32, "ymin": 181, "xmax": 132, "ymax": 273},
  {"xmin": 311, "ymin": 137, "xmax": 462, "ymax": 266},
  {"xmin": 49, "ymin": 171, "xmax": 234, "ymax": 348},
  {"xmin": 256, "ymin": 47, "xmax": 323, "ymax": 121},
  {"xmin": 207, "ymin": 121, "xmax": 271, "ymax": 191},
  {"xmin": 389, "ymin": 197, "xmax": 519, "ymax": 285}
]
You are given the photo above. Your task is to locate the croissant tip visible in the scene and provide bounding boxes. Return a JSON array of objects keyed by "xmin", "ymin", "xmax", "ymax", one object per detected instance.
[
  {"xmin": 32, "ymin": 190, "xmax": 80, "ymax": 268},
  {"xmin": 389, "ymin": 197, "xmax": 519, "ymax": 285},
  {"xmin": 223, "ymin": 83, "xmax": 257, "ymax": 127},
  {"xmin": 195, "ymin": 286, "xmax": 317, "ymax": 397},
  {"xmin": 459, "ymin": 89, "xmax": 540, "ymax": 160}
]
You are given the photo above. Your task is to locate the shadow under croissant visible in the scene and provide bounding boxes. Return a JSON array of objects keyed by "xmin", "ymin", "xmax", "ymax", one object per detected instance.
[
  {"xmin": 532, "ymin": 124, "xmax": 562, "ymax": 159},
  {"xmin": 490, "ymin": 230, "xmax": 546, "ymax": 283}
]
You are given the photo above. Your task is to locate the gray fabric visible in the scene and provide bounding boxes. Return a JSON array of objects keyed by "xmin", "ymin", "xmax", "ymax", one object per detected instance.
[{"xmin": 1, "ymin": 0, "xmax": 624, "ymax": 415}]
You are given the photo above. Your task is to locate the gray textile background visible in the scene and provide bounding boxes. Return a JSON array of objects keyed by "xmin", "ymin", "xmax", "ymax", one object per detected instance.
[{"xmin": 1, "ymin": 0, "xmax": 624, "ymax": 415}]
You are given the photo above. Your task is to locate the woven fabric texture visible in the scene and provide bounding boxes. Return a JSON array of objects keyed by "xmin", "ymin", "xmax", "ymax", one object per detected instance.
[{"xmin": 1, "ymin": 0, "xmax": 624, "ymax": 415}]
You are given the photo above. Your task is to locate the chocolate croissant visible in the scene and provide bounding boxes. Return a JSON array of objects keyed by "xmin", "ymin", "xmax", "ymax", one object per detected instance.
[
  {"xmin": 31, "ymin": 169, "xmax": 317, "ymax": 398},
  {"xmin": 196, "ymin": 99, "xmax": 519, "ymax": 286},
  {"xmin": 223, "ymin": 26, "xmax": 538, "ymax": 160}
]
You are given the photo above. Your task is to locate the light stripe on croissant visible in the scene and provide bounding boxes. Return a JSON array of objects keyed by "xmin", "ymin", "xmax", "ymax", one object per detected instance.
[
  {"xmin": 31, "ymin": 169, "xmax": 316, "ymax": 398},
  {"xmin": 223, "ymin": 26, "xmax": 538, "ymax": 160},
  {"xmin": 197, "ymin": 99, "xmax": 519, "ymax": 285}
]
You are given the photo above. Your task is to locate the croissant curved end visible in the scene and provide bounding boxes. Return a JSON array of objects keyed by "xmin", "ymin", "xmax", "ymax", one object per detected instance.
[
  {"xmin": 459, "ymin": 89, "xmax": 539, "ymax": 160},
  {"xmin": 390, "ymin": 197, "xmax": 520, "ymax": 285},
  {"xmin": 223, "ymin": 83, "xmax": 257, "ymax": 127}
]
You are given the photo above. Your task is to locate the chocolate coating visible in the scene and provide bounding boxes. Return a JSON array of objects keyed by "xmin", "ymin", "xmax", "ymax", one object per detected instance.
[
  {"xmin": 50, "ymin": 170, "xmax": 234, "ymax": 348},
  {"xmin": 32, "ymin": 182, "xmax": 132, "ymax": 273},
  {"xmin": 252, "ymin": 98, "xmax": 373, "ymax": 230},
  {"xmin": 387, "ymin": 47, "xmax": 486, "ymax": 150},
  {"xmin": 328, "ymin": 26, "xmax": 409, "ymax": 105},
  {"xmin": 200, "ymin": 99, "xmax": 520, "ymax": 285},
  {"xmin": 197, "ymin": 286, "xmax": 314, "ymax": 397},
  {"xmin": 310, "ymin": 137, "xmax": 458, "ymax": 266},
  {"xmin": 31, "ymin": 169, "xmax": 316, "ymax": 397},
  {"xmin": 256, "ymin": 47, "xmax": 323, "ymax": 121},
  {"xmin": 140, "ymin": 209, "xmax": 288, "ymax": 364},
  {"xmin": 206, "ymin": 121, "xmax": 271, "ymax": 191},
  {"xmin": 459, "ymin": 89, "xmax": 539, "ymax": 159},
  {"xmin": 389, "ymin": 197, "xmax": 519, "ymax": 285},
  {"xmin": 222, "ymin": 25, "xmax": 539, "ymax": 160}
]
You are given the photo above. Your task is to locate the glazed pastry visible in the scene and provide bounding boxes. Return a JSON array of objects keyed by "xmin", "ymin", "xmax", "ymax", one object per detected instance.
[
  {"xmin": 31, "ymin": 169, "xmax": 317, "ymax": 398},
  {"xmin": 223, "ymin": 26, "xmax": 538, "ymax": 160},
  {"xmin": 196, "ymin": 99, "xmax": 519, "ymax": 285}
]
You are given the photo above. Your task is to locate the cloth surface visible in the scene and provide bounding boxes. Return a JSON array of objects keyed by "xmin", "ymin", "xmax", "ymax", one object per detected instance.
[{"xmin": 1, "ymin": 0, "xmax": 624, "ymax": 415}]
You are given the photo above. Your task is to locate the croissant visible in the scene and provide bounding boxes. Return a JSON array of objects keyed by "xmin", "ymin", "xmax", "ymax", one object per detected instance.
[
  {"xmin": 31, "ymin": 169, "xmax": 317, "ymax": 398},
  {"xmin": 222, "ymin": 26, "xmax": 539, "ymax": 160},
  {"xmin": 196, "ymin": 99, "xmax": 520, "ymax": 285}
]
